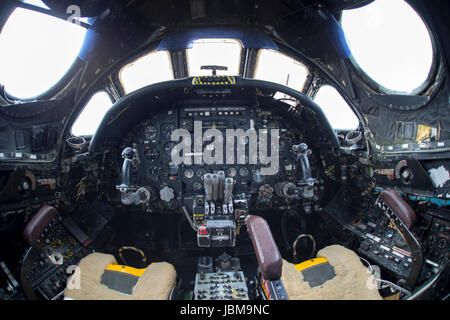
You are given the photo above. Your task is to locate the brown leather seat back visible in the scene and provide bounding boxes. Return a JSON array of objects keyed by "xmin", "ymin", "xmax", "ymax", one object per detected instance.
[
  {"xmin": 245, "ymin": 215, "xmax": 282, "ymax": 280},
  {"xmin": 23, "ymin": 205, "xmax": 58, "ymax": 246},
  {"xmin": 380, "ymin": 189, "xmax": 416, "ymax": 229}
]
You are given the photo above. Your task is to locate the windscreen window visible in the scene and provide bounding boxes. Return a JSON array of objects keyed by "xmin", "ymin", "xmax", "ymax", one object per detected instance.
[
  {"xmin": 313, "ymin": 85, "xmax": 359, "ymax": 131},
  {"xmin": 186, "ymin": 39, "xmax": 242, "ymax": 76},
  {"xmin": 71, "ymin": 91, "xmax": 113, "ymax": 136},
  {"xmin": 119, "ymin": 50, "xmax": 174, "ymax": 94},
  {"xmin": 253, "ymin": 49, "xmax": 308, "ymax": 92}
]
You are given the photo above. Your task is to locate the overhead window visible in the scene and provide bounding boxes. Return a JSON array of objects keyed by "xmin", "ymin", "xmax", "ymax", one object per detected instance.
[
  {"xmin": 71, "ymin": 91, "xmax": 113, "ymax": 136},
  {"xmin": 0, "ymin": 6, "xmax": 87, "ymax": 99},
  {"xmin": 187, "ymin": 39, "xmax": 242, "ymax": 76},
  {"xmin": 313, "ymin": 85, "xmax": 359, "ymax": 130},
  {"xmin": 254, "ymin": 49, "xmax": 308, "ymax": 92},
  {"xmin": 341, "ymin": 0, "xmax": 434, "ymax": 93},
  {"xmin": 23, "ymin": 0, "xmax": 50, "ymax": 9},
  {"xmin": 119, "ymin": 50, "xmax": 173, "ymax": 94}
]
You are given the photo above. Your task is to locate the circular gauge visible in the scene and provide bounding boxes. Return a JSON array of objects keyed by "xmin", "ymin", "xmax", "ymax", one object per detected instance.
[
  {"xmin": 184, "ymin": 168, "xmax": 194, "ymax": 179},
  {"xmin": 193, "ymin": 182, "xmax": 202, "ymax": 191},
  {"xmin": 239, "ymin": 167, "xmax": 249, "ymax": 177},
  {"xmin": 196, "ymin": 168, "xmax": 206, "ymax": 179},
  {"xmin": 161, "ymin": 123, "xmax": 176, "ymax": 140},
  {"xmin": 168, "ymin": 162, "xmax": 179, "ymax": 175},
  {"xmin": 181, "ymin": 119, "xmax": 194, "ymax": 131},
  {"xmin": 226, "ymin": 167, "xmax": 237, "ymax": 178},
  {"xmin": 164, "ymin": 142, "xmax": 176, "ymax": 155},
  {"xmin": 144, "ymin": 126, "xmax": 157, "ymax": 140},
  {"xmin": 146, "ymin": 167, "xmax": 159, "ymax": 181},
  {"xmin": 252, "ymin": 169, "xmax": 264, "ymax": 183},
  {"xmin": 144, "ymin": 148, "xmax": 160, "ymax": 162}
]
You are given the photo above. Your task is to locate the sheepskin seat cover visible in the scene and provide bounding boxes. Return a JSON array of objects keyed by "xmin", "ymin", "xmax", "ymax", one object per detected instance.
[
  {"xmin": 281, "ymin": 245, "xmax": 382, "ymax": 300},
  {"xmin": 64, "ymin": 252, "xmax": 176, "ymax": 300}
]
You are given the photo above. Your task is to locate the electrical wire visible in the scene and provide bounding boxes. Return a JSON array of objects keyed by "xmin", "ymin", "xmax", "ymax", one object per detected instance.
[
  {"xmin": 359, "ymin": 256, "xmax": 411, "ymax": 297},
  {"xmin": 377, "ymin": 279, "xmax": 411, "ymax": 297},
  {"xmin": 359, "ymin": 256, "xmax": 374, "ymax": 274}
]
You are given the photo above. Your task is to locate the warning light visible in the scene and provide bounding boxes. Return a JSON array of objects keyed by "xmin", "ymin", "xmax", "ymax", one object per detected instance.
[{"xmin": 199, "ymin": 225, "xmax": 208, "ymax": 235}]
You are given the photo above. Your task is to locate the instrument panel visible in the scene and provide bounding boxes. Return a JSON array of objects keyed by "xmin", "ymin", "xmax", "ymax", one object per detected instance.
[{"xmin": 119, "ymin": 105, "xmax": 318, "ymax": 212}]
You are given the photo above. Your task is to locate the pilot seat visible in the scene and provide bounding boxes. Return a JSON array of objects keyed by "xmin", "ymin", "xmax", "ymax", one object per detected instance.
[
  {"xmin": 245, "ymin": 215, "xmax": 382, "ymax": 300},
  {"xmin": 21, "ymin": 204, "xmax": 177, "ymax": 300},
  {"xmin": 63, "ymin": 252, "xmax": 177, "ymax": 300}
]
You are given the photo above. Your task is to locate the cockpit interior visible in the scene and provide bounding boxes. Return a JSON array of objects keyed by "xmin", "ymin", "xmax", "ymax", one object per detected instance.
[{"xmin": 0, "ymin": 0, "xmax": 448, "ymax": 302}]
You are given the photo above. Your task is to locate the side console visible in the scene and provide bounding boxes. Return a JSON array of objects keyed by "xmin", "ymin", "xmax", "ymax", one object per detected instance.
[
  {"xmin": 20, "ymin": 206, "xmax": 89, "ymax": 300},
  {"xmin": 346, "ymin": 207, "xmax": 416, "ymax": 283},
  {"xmin": 345, "ymin": 189, "xmax": 449, "ymax": 290}
]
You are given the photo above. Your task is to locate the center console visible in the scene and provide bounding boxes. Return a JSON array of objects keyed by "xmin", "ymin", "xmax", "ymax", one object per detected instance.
[{"xmin": 194, "ymin": 255, "xmax": 249, "ymax": 300}]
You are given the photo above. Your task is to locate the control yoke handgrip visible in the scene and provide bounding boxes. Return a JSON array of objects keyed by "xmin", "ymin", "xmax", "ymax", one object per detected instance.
[
  {"xmin": 245, "ymin": 215, "xmax": 282, "ymax": 281},
  {"xmin": 118, "ymin": 147, "xmax": 136, "ymax": 190}
]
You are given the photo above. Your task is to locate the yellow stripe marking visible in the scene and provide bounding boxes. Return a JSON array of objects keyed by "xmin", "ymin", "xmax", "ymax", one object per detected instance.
[
  {"xmin": 105, "ymin": 264, "xmax": 146, "ymax": 277},
  {"xmin": 294, "ymin": 257, "xmax": 328, "ymax": 271}
]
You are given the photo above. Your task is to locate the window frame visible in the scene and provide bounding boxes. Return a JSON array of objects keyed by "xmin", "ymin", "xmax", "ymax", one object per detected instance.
[{"xmin": 339, "ymin": 1, "xmax": 440, "ymax": 96}]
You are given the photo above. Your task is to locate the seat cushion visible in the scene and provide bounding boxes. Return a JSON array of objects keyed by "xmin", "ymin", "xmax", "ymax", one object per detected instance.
[
  {"xmin": 281, "ymin": 245, "xmax": 382, "ymax": 300},
  {"xmin": 64, "ymin": 252, "xmax": 176, "ymax": 300}
]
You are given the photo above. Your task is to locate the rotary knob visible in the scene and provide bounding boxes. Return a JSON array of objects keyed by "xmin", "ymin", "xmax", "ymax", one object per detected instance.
[
  {"xmin": 259, "ymin": 184, "xmax": 274, "ymax": 200},
  {"xmin": 259, "ymin": 184, "xmax": 274, "ymax": 197},
  {"xmin": 160, "ymin": 186, "xmax": 175, "ymax": 203}
]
